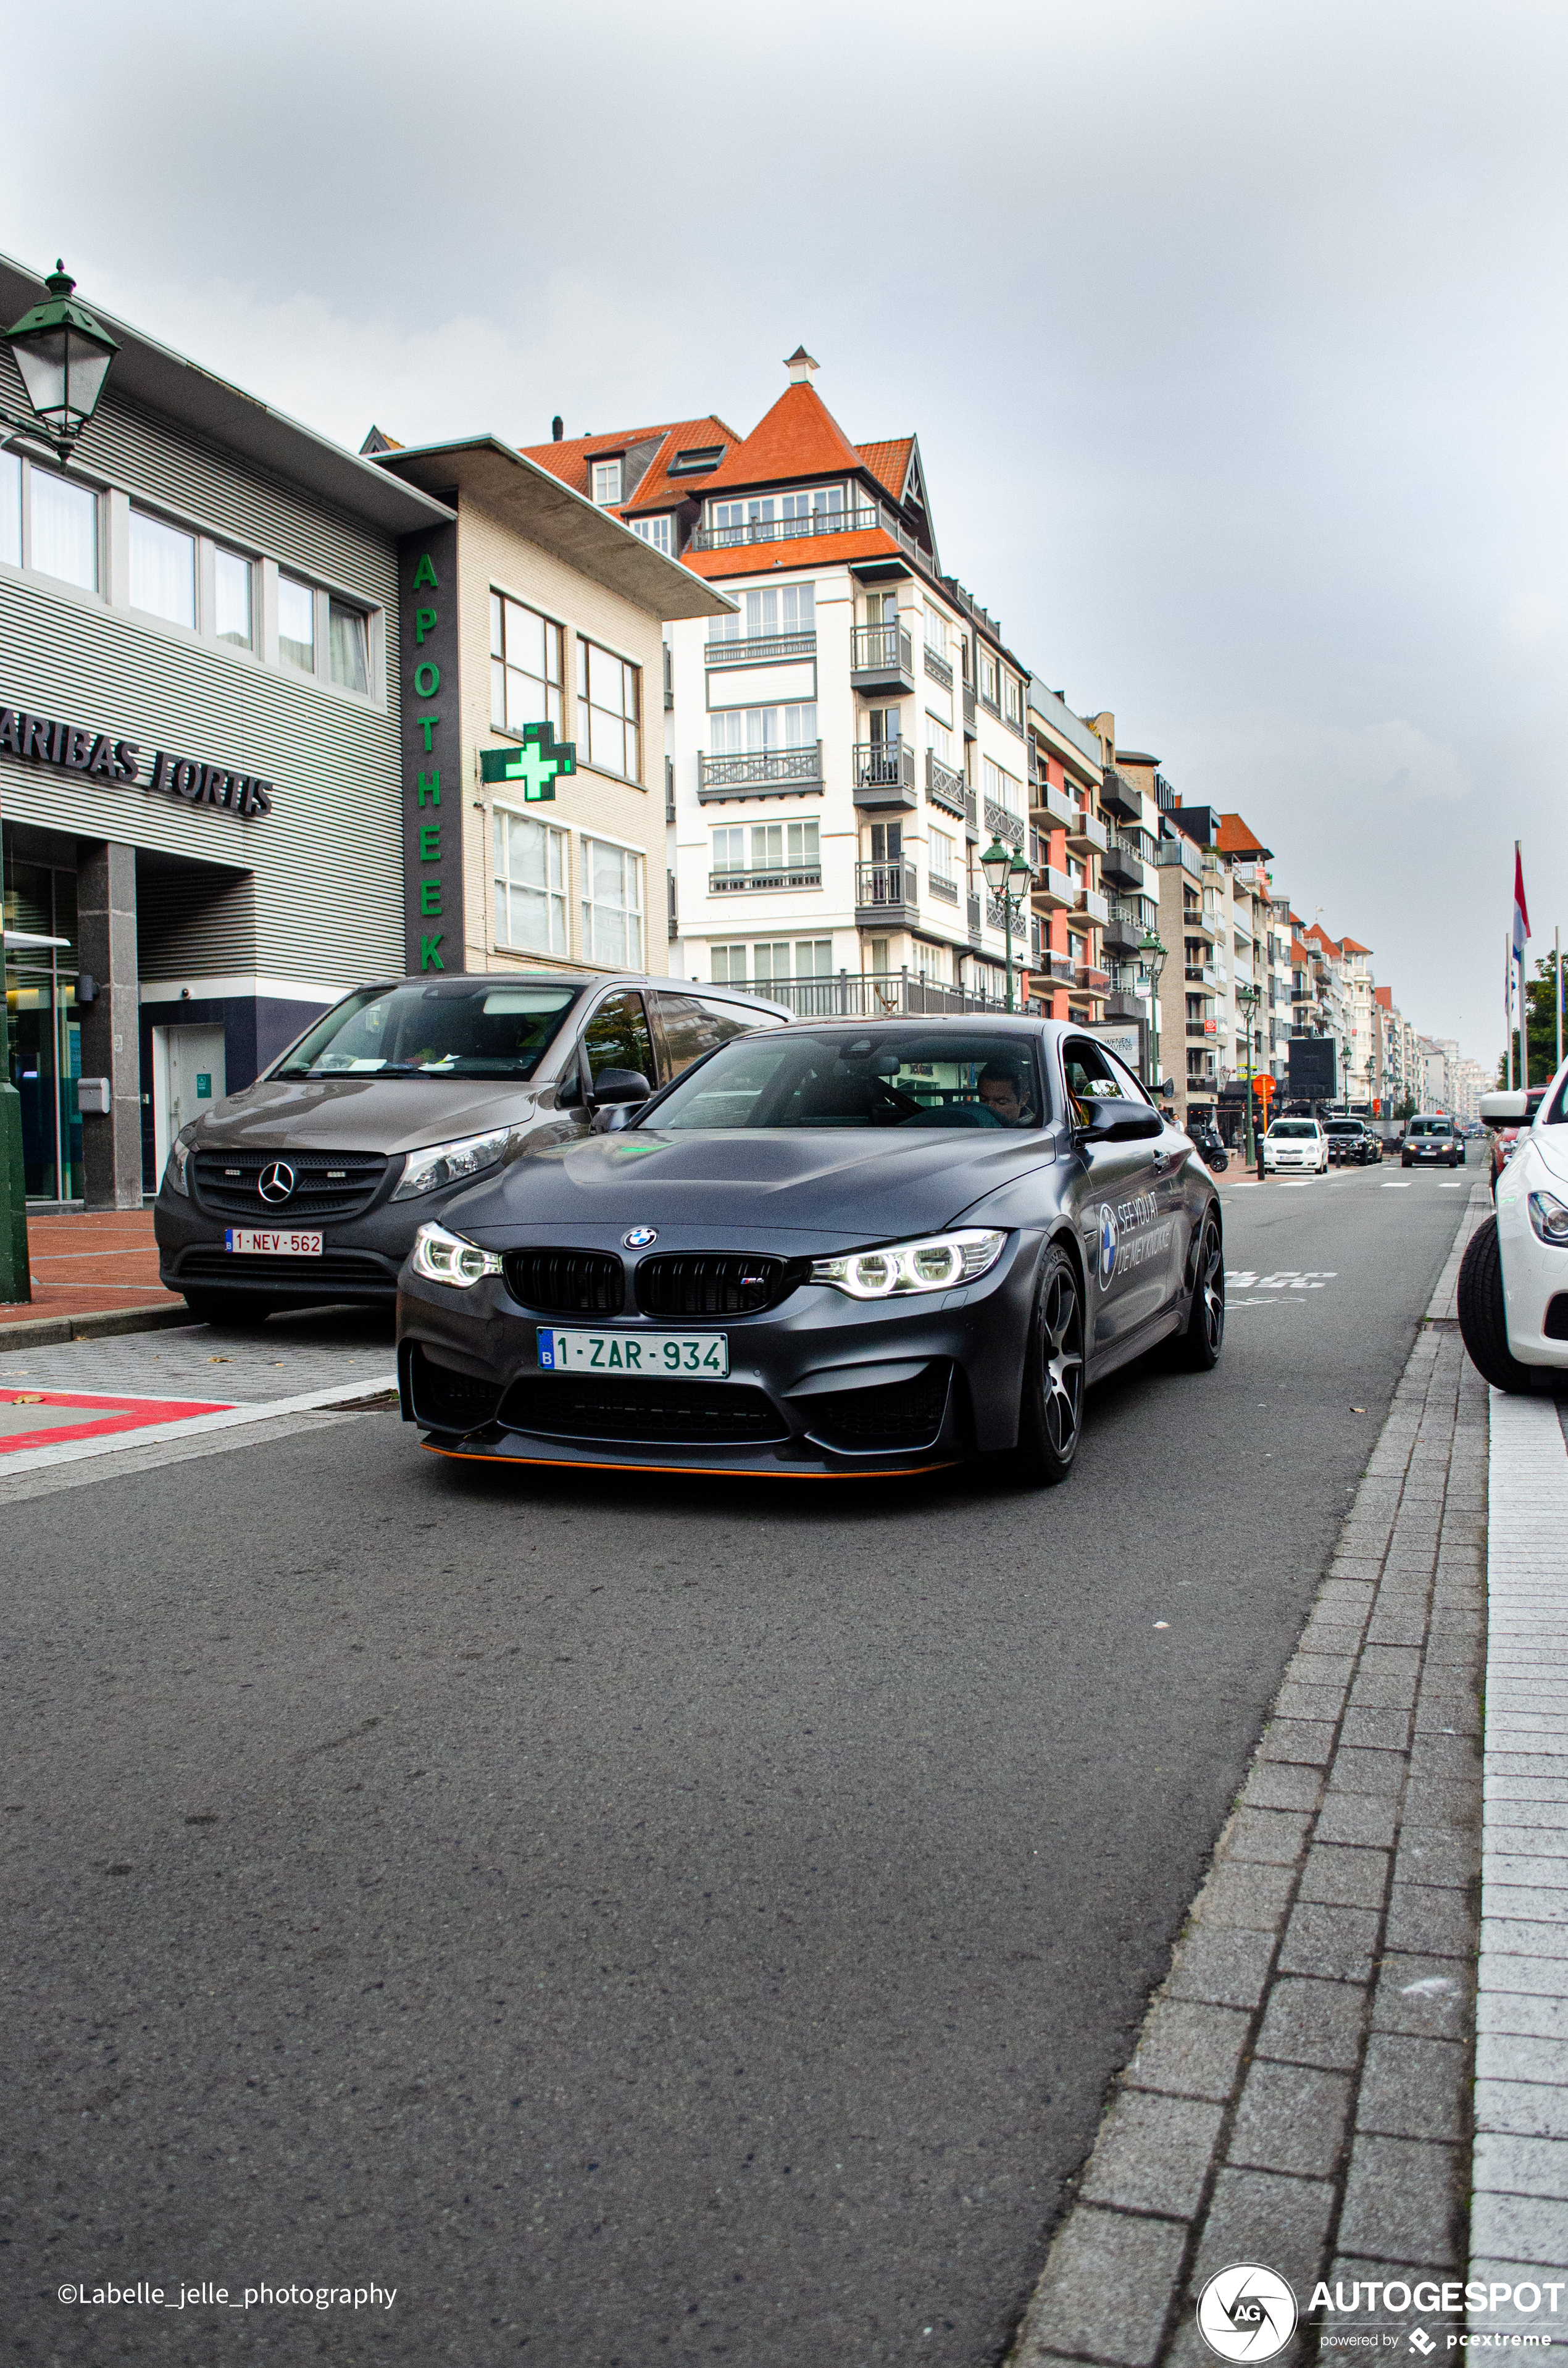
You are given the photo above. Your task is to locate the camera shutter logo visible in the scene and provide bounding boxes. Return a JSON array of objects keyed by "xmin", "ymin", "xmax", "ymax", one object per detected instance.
[
  {"xmin": 1196, "ymin": 2265, "xmax": 1297, "ymax": 2362},
  {"xmin": 257, "ymin": 1161, "xmax": 297, "ymax": 1205}
]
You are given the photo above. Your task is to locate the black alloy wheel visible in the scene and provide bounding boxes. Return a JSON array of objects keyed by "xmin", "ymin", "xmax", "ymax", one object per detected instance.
[
  {"xmin": 1001, "ymin": 1241, "xmax": 1085, "ymax": 1487},
  {"xmin": 1174, "ymin": 1208, "xmax": 1225, "ymax": 1370},
  {"xmin": 1457, "ymin": 1216, "xmax": 1537, "ymax": 1393}
]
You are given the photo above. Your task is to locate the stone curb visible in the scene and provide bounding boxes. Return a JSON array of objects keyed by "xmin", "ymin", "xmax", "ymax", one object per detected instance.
[
  {"xmin": 1006, "ymin": 1184, "xmax": 1491, "ymax": 2367},
  {"xmin": 0, "ymin": 1302, "xmax": 194, "ymax": 1355}
]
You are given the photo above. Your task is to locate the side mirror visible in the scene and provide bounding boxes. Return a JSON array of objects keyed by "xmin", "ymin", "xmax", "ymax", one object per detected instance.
[
  {"xmin": 591, "ymin": 1068, "xmax": 651, "ymax": 1106},
  {"xmin": 1480, "ymin": 1090, "xmax": 1529, "ymax": 1124},
  {"xmin": 591, "ymin": 1102, "xmax": 639, "ymax": 1134},
  {"xmin": 1160, "ymin": 1079, "xmax": 1175, "ymax": 1100},
  {"xmin": 1078, "ymin": 1097, "xmax": 1162, "ymax": 1143}
]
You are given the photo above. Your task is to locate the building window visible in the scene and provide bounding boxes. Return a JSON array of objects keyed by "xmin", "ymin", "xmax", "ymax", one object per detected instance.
[
  {"xmin": 329, "ymin": 600, "xmax": 370, "ymax": 693},
  {"xmin": 582, "ymin": 837, "xmax": 644, "ymax": 966},
  {"xmin": 927, "ymin": 714, "xmax": 953, "ymax": 764},
  {"xmin": 129, "ymin": 507, "xmax": 196, "ymax": 627},
  {"xmin": 576, "ymin": 638, "xmax": 641, "ymax": 780},
  {"xmin": 709, "ymin": 703, "xmax": 817, "ymax": 755},
  {"xmin": 591, "ymin": 458, "xmax": 623, "ymax": 505},
  {"xmin": 983, "ymin": 756, "xmax": 1021, "ymax": 814},
  {"xmin": 712, "ymin": 820, "xmax": 820, "ymax": 883},
  {"xmin": 709, "ymin": 582, "xmax": 815, "ymax": 645},
  {"xmin": 494, "ymin": 809, "xmax": 569, "ymax": 956},
  {"xmin": 709, "ymin": 488, "xmax": 843, "ymax": 540},
  {"xmin": 712, "ymin": 945, "xmax": 748, "ymax": 985},
  {"xmin": 978, "ymin": 648, "xmax": 1001, "ymax": 709},
  {"xmin": 0, "ymin": 451, "xmax": 18, "ymax": 566},
  {"xmin": 1003, "ymin": 673, "xmax": 1022, "ymax": 726},
  {"xmin": 490, "ymin": 593, "xmax": 564, "ymax": 737},
  {"xmin": 632, "ymin": 515, "xmax": 672, "ymax": 554},
  {"xmin": 214, "ymin": 546, "xmax": 252, "ymax": 648},
  {"xmin": 930, "ymin": 828, "xmax": 957, "ymax": 887},
  {"xmin": 278, "ymin": 574, "xmax": 315, "ymax": 672},
  {"xmin": 29, "ymin": 466, "xmax": 97, "ymax": 592},
  {"xmin": 924, "ymin": 603, "xmax": 947, "ymax": 656}
]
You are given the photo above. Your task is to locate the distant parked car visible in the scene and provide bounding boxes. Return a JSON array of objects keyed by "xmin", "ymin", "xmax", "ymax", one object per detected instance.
[
  {"xmin": 1402, "ymin": 1116, "xmax": 1464, "ymax": 1169},
  {"xmin": 1460, "ymin": 1074, "xmax": 1568, "ymax": 1390},
  {"xmin": 1490, "ymin": 1086, "xmax": 1549, "ymax": 1194},
  {"xmin": 1263, "ymin": 1118, "xmax": 1328, "ymax": 1175},
  {"xmin": 1324, "ymin": 1119, "xmax": 1381, "ymax": 1166}
]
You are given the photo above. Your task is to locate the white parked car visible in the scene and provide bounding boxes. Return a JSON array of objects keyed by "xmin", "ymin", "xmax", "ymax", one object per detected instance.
[
  {"xmin": 1263, "ymin": 1118, "xmax": 1328, "ymax": 1175},
  {"xmin": 1460, "ymin": 1071, "xmax": 1568, "ymax": 1390}
]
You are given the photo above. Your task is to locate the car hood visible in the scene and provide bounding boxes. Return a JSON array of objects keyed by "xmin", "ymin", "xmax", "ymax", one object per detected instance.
[
  {"xmin": 444, "ymin": 1126, "xmax": 1062, "ymax": 1249},
  {"xmin": 180, "ymin": 1074, "xmax": 543, "ymax": 1157}
]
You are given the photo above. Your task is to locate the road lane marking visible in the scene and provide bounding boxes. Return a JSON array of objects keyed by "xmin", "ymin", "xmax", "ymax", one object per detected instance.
[
  {"xmin": 1382, "ymin": 1181, "xmax": 1411, "ymax": 1187},
  {"xmin": 0, "ymin": 1374, "xmax": 398, "ymax": 1477}
]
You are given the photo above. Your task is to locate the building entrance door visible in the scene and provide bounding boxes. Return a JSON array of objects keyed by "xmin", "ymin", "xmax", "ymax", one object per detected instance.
[{"xmin": 154, "ymin": 1026, "xmax": 226, "ymax": 1181}]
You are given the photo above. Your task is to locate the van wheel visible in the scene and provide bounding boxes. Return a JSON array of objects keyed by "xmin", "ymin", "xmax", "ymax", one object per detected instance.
[
  {"xmin": 1457, "ymin": 1218, "xmax": 1536, "ymax": 1392},
  {"xmin": 181, "ymin": 1289, "xmax": 272, "ymax": 1328}
]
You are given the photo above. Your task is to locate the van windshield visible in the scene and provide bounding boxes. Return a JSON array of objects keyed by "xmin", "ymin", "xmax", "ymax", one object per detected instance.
[
  {"xmin": 273, "ymin": 982, "xmax": 581, "ymax": 1080},
  {"xmin": 1409, "ymin": 1119, "xmax": 1451, "ymax": 1136}
]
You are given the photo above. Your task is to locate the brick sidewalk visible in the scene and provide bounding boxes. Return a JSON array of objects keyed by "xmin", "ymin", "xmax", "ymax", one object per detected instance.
[
  {"xmin": 1009, "ymin": 1184, "xmax": 1491, "ymax": 2366},
  {"xmin": 0, "ymin": 1209, "xmax": 181, "ymax": 1328}
]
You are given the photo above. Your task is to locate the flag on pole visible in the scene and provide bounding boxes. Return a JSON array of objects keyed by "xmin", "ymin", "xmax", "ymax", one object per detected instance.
[{"xmin": 1515, "ymin": 843, "xmax": 1531, "ymax": 961}]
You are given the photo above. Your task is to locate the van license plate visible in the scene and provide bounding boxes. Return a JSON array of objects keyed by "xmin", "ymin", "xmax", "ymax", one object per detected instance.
[
  {"xmin": 225, "ymin": 1229, "xmax": 323, "ymax": 1255},
  {"xmin": 538, "ymin": 1328, "xmax": 728, "ymax": 1378}
]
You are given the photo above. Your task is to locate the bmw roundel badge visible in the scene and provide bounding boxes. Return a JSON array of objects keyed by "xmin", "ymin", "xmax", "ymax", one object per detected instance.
[
  {"xmin": 1098, "ymin": 1204, "xmax": 1119, "ymax": 1291},
  {"xmin": 623, "ymin": 1226, "xmax": 657, "ymax": 1250}
]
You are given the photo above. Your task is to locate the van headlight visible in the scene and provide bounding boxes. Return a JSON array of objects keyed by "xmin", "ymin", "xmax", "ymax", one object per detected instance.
[
  {"xmin": 410, "ymin": 1221, "xmax": 504, "ymax": 1287},
  {"xmin": 164, "ymin": 1136, "xmax": 193, "ymax": 1195},
  {"xmin": 392, "ymin": 1126, "xmax": 514, "ymax": 1201},
  {"xmin": 1528, "ymin": 1191, "xmax": 1568, "ymax": 1245},
  {"xmin": 810, "ymin": 1228, "xmax": 1007, "ymax": 1299}
]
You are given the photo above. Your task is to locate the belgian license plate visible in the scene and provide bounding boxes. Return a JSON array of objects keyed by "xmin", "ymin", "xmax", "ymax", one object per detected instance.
[
  {"xmin": 537, "ymin": 1328, "xmax": 728, "ymax": 1378},
  {"xmin": 225, "ymin": 1229, "xmax": 323, "ymax": 1255}
]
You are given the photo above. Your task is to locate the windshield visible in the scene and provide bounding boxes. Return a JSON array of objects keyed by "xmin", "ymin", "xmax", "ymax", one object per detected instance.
[
  {"xmin": 1326, "ymin": 1122, "xmax": 1359, "ymax": 1135},
  {"xmin": 1269, "ymin": 1121, "xmax": 1319, "ymax": 1139},
  {"xmin": 647, "ymin": 1029, "xmax": 1049, "ymax": 1131},
  {"xmin": 274, "ymin": 982, "xmax": 581, "ymax": 1081},
  {"xmin": 1409, "ymin": 1119, "xmax": 1451, "ymax": 1136}
]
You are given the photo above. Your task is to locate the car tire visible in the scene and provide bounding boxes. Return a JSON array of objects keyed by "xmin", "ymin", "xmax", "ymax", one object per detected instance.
[
  {"xmin": 1172, "ymin": 1208, "xmax": 1225, "ymax": 1370},
  {"xmin": 998, "ymin": 1240, "xmax": 1085, "ymax": 1487},
  {"xmin": 181, "ymin": 1289, "xmax": 273, "ymax": 1328},
  {"xmin": 1457, "ymin": 1218, "xmax": 1537, "ymax": 1394}
]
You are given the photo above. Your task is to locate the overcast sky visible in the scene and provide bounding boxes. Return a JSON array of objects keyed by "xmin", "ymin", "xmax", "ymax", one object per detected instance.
[{"xmin": 5, "ymin": 0, "xmax": 1562, "ymax": 1061}]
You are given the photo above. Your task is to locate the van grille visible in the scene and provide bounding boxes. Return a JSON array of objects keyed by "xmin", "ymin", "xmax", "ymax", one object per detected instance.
[
  {"xmin": 498, "ymin": 1374, "xmax": 788, "ymax": 1446},
  {"xmin": 191, "ymin": 1147, "xmax": 387, "ymax": 1221},
  {"xmin": 502, "ymin": 1250, "xmax": 625, "ymax": 1316},
  {"xmin": 635, "ymin": 1253, "xmax": 803, "ymax": 1318},
  {"xmin": 176, "ymin": 1247, "xmax": 396, "ymax": 1295}
]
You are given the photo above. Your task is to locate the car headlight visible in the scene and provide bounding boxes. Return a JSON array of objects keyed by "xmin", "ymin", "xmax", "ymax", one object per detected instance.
[
  {"xmin": 809, "ymin": 1228, "xmax": 1007, "ymax": 1299},
  {"xmin": 164, "ymin": 1136, "xmax": 192, "ymax": 1195},
  {"xmin": 409, "ymin": 1221, "xmax": 504, "ymax": 1287},
  {"xmin": 391, "ymin": 1126, "xmax": 515, "ymax": 1201},
  {"xmin": 1528, "ymin": 1191, "xmax": 1568, "ymax": 1245}
]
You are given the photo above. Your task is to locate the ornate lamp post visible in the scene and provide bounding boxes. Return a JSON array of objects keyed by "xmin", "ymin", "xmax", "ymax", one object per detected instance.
[
  {"xmin": 0, "ymin": 264, "xmax": 119, "ymax": 1302},
  {"xmin": 1138, "ymin": 927, "xmax": 1167, "ymax": 1096},
  {"xmin": 1236, "ymin": 980, "xmax": 1262, "ymax": 1162},
  {"xmin": 981, "ymin": 836, "xmax": 1034, "ymax": 1013}
]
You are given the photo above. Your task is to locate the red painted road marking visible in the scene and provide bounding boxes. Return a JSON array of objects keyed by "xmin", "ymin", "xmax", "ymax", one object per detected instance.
[{"xmin": 0, "ymin": 1389, "xmax": 236, "ymax": 1457}]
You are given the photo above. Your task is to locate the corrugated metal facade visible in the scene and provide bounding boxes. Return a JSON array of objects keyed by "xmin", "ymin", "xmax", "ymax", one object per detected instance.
[{"xmin": 0, "ymin": 367, "xmax": 404, "ymax": 990}]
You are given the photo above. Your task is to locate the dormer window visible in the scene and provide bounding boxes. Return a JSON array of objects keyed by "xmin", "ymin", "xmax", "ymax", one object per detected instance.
[
  {"xmin": 591, "ymin": 457, "xmax": 623, "ymax": 505},
  {"xmin": 669, "ymin": 445, "xmax": 725, "ymax": 476}
]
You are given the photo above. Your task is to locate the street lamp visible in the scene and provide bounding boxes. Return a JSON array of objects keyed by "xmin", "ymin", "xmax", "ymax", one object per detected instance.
[
  {"xmin": 1, "ymin": 263, "xmax": 118, "ymax": 1303},
  {"xmin": 1236, "ymin": 981, "xmax": 1261, "ymax": 1162},
  {"xmin": 981, "ymin": 835, "xmax": 1033, "ymax": 1013},
  {"xmin": 1138, "ymin": 927, "xmax": 1167, "ymax": 1096}
]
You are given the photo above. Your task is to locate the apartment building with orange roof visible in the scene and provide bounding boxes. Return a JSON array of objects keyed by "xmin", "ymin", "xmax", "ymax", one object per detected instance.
[{"xmin": 522, "ymin": 351, "xmax": 1111, "ymax": 1015}]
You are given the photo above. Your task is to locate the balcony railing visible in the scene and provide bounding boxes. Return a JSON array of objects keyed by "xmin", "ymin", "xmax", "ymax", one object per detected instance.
[
  {"xmin": 965, "ymin": 787, "xmax": 978, "ymax": 834},
  {"xmin": 690, "ymin": 505, "xmax": 878, "ymax": 551},
  {"xmin": 967, "ymin": 890, "xmax": 982, "ymax": 939},
  {"xmin": 850, "ymin": 622, "xmax": 914, "ymax": 684},
  {"xmin": 986, "ymin": 892, "xmax": 1028, "ymax": 934},
  {"xmin": 852, "ymin": 741, "xmax": 916, "ymax": 804},
  {"xmin": 962, "ymin": 685, "xmax": 977, "ymax": 734},
  {"xmin": 923, "ymin": 643, "xmax": 953, "ymax": 690},
  {"xmin": 856, "ymin": 859, "xmax": 918, "ymax": 911},
  {"xmin": 1067, "ymin": 809, "xmax": 1108, "ymax": 854},
  {"xmin": 1075, "ymin": 963, "xmax": 1110, "ymax": 992},
  {"xmin": 1031, "ymin": 866, "xmax": 1074, "ymax": 911},
  {"xmin": 710, "ymin": 866, "xmax": 822, "ymax": 895},
  {"xmin": 1030, "ymin": 780, "xmax": 1074, "ymax": 830},
  {"xmin": 925, "ymin": 750, "xmax": 967, "ymax": 819},
  {"xmin": 978, "ymin": 686, "xmax": 1001, "ymax": 719},
  {"xmin": 984, "ymin": 796, "xmax": 1025, "ymax": 850},
  {"xmin": 704, "ymin": 630, "xmax": 817, "ymax": 669},
  {"xmin": 928, "ymin": 871, "xmax": 959, "ymax": 905},
  {"xmin": 698, "ymin": 743, "xmax": 823, "ymax": 799},
  {"xmin": 767, "ymin": 969, "xmax": 1038, "ymax": 1019},
  {"xmin": 1075, "ymin": 887, "xmax": 1110, "ymax": 926}
]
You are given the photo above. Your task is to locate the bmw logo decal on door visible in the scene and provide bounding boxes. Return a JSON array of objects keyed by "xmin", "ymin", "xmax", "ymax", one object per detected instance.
[
  {"xmin": 1098, "ymin": 1204, "xmax": 1118, "ymax": 1289},
  {"xmin": 623, "ymin": 1227, "xmax": 657, "ymax": 1249}
]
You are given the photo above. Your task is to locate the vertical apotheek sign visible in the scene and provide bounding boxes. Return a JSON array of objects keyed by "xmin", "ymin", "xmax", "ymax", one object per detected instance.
[{"xmin": 397, "ymin": 519, "xmax": 464, "ymax": 974}]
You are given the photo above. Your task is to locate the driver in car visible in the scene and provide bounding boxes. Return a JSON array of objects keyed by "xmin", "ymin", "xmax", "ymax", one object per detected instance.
[{"xmin": 976, "ymin": 1060, "xmax": 1040, "ymax": 1128}]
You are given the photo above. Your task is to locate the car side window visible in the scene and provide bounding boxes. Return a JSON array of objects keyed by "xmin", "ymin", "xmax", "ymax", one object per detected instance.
[
  {"xmin": 1061, "ymin": 1037, "xmax": 1125, "ymax": 1120},
  {"xmin": 1102, "ymin": 1048, "xmax": 1153, "ymax": 1107},
  {"xmin": 695, "ymin": 996, "xmax": 762, "ymax": 1046},
  {"xmin": 652, "ymin": 992, "xmax": 723, "ymax": 1080},
  {"xmin": 581, "ymin": 992, "xmax": 655, "ymax": 1089}
]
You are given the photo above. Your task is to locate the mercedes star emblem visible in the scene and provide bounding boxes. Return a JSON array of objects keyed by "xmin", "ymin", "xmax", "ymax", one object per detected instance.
[{"xmin": 257, "ymin": 1160, "xmax": 297, "ymax": 1204}]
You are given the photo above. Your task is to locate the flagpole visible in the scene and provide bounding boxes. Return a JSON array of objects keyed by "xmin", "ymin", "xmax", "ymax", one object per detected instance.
[
  {"xmin": 1508, "ymin": 931, "xmax": 1514, "ymax": 1089},
  {"xmin": 1557, "ymin": 925, "xmax": 1562, "ymax": 1078}
]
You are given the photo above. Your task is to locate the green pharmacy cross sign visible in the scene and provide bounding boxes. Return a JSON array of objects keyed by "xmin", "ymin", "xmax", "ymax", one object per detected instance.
[{"xmin": 480, "ymin": 722, "xmax": 577, "ymax": 801}]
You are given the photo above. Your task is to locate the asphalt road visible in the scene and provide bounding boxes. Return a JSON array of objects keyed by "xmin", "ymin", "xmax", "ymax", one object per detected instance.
[{"xmin": 2, "ymin": 1163, "xmax": 1474, "ymax": 2367}]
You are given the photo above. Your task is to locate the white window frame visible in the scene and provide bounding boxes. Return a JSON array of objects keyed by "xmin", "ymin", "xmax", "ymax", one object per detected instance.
[
  {"xmin": 631, "ymin": 514, "xmax": 672, "ymax": 554},
  {"xmin": 491, "ymin": 590, "xmax": 565, "ymax": 737},
  {"xmin": 493, "ymin": 804, "xmax": 570, "ymax": 958},
  {"xmin": 591, "ymin": 458, "xmax": 623, "ymax": 505},
  {"xmin": 0, "ymin": 451, "xmax": 100, "ymax": 594},
  {"xmin": 575, "ymin": 635, "xmax": 642, "ymax": 782},
  {"xmin": 579, "ymin": 830, "xmax": 646, "ymax": 968}
]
